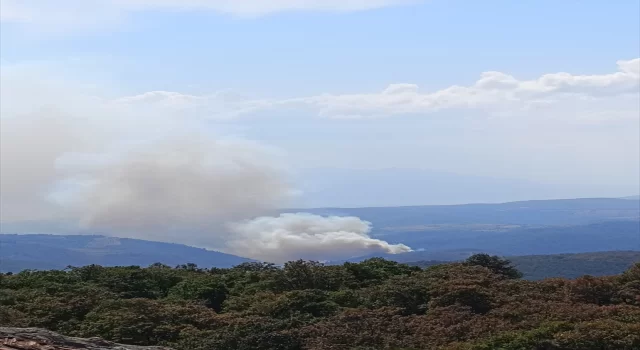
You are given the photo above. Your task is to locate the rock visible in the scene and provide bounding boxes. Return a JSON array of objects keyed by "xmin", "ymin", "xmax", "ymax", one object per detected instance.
[{"xmin": 0, "ymin": 328, "xmax": 174, "ymax": 350}]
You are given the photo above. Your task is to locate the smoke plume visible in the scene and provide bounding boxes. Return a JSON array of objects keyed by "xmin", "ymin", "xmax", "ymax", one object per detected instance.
[
  {"xmin": 227, "ymin": 213, "xmax": 411, "ymax": 263},
  {"xmin": 70, "ymin": 135, "xmax": 291, "ymax": 248},
  {"xmin": 0, "ymin": 67, "xmax": 411, "ymax": 261}
]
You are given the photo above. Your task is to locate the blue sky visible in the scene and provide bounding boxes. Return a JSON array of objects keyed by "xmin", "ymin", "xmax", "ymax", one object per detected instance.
[
  {"xmin": 1, "ymin": 0, "xmax": 639, "ymax": 215},
  {"xmin": 2, "ymin": 1, "xmax": 639, "ymax": 95}
]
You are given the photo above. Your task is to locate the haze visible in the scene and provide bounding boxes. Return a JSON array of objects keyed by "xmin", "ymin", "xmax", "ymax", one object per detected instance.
[{"xmin": 1, "ymin": 0, "xmax": 639, "ymax": 261}]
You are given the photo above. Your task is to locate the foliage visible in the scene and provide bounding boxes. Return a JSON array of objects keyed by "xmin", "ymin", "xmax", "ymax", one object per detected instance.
[
  {"xmin": 411, "ymin": 251, "xmax": 640, "ymax": 280},
  {"xmin": 0, "ymin": 257, "xmax": 639, "ymax": 350},
  {"xmin": 463, "ymin": 254, "xmax": 523, "ymax": 279}
]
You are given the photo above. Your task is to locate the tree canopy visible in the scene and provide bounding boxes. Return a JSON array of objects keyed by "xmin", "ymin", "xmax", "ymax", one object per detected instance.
[{"xmin": 1, "ymin": 255, "xmax": 639, "ymax": 349}]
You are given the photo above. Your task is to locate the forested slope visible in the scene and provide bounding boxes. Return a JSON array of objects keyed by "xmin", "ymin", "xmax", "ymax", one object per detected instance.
[
  {"xmin": 0, "ymin": 234, "xmax": 252, "ymax": 273},
  {"xmin": 408, "ymin": 250, "xmax": 640, "ymax": 280},
  {"xmin": 1, "ymin": 256, "xmax": 639, "ymax": 350}
]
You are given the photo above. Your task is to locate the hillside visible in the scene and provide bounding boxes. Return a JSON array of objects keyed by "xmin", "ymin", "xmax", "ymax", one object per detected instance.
[
  {"xmin": 1, "ymin": 258, "xmax": 638, "ymax": 350},
  {"xmin": 408, "ymin": 251, "xmax": 640, "ymax": 280},
  {"xmin": 4, "ymin": 197, "xmax": 637, "ymax": 237},
  {"xmin": 300, "ymin": 197, "xmax": 640, "ymax": 227},
  {"xmin": 0, "ymin": 234, "xmax": 252, "ymax": 273},
  {"xmin": 511, "ymin": 251, "xmax": 640, "ymax": 280},
  {"xmin": 2, "ymin": 235, "xmax": 639, "ymax": 282},
  {"xmin": 337, "ymin": 220, "xmax": 640, "ymax": 261},
  {"xmin": 2, "ymin": 198, "xmax": 639, "ymax": 273}
]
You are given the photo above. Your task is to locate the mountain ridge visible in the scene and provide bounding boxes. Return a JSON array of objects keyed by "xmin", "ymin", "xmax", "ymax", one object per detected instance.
[
  {"xmin": 406, "ymin": 250, "xmax": 640, "ymax": 280},
  {"xmin": 2, "ymin": 197, "xmax": 639, "ymax": 273},
  {"xmin": 0, "ymin": 234, "xmax": 253, "ymax": 272}
]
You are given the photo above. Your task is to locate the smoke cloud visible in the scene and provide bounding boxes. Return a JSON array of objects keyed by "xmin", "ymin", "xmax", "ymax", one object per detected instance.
[
  {"xmin": 70, "ymin": 135, "xmax": 291, "ymax": 248},
  {"xmin": 0, "ymin": 115, "xmax": 78, "ymax": 222},
  {"xmin": 0, "ymin": 67, "xmax": 411, "ymax": 261},
  {"xmin": 227, "ymin": 213, "xmax": 411, "ymax": 263}
]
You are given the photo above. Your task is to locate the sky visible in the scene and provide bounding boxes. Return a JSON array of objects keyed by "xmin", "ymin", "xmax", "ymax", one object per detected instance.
[
  {"xmin": 0, "ymin": 1, "xmax": 639, "ymax": 259},
  {"xmin": 2, "ymin": 1, "xmax": 639, "ymax": 190}
]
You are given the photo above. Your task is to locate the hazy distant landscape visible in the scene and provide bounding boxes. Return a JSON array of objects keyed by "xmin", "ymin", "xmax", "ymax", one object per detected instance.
[
  {"xmin": 1, "ymin": 1, "xmax": 639, "ymax": 349},
  {"xmin": 3, "ymin": 232, "xmax": 638, "ymax": 281},
  {"xmin": 407, "ymin": 251, "xmax": 640, "ymax": 280},
  {"xmin": 3, "ymin": 197, "xmax": 638, "ymax": 278}
]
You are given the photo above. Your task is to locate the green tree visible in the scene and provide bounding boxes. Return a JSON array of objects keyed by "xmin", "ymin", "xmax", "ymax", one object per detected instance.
[
  {"xmin": 167, "ymin": 276, "xmax": 228, "ymax": 312},
  {"xmin": 464, "ymin": 254, "xmax": 523, "ymax": 279}
]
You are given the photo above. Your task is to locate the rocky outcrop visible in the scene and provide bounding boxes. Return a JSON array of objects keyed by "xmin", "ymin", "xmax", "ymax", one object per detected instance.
[{"xmin": 0, "ymin": 328, "xmax": 173, "ymax": 350}]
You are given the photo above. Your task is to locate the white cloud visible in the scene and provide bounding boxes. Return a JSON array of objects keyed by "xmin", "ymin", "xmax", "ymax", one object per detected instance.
[
  {"xmin": 0, "ymin": 0, "xmax": 418, "ymax": 32},
  {"xmin": 114, "ymin": 58, "xmax": 640, "ymax": 122},
  {"xmin": 227, "ymin": 213, "xmax": 411, "ymax": 263},
  {"xmin": 0, "ymin": 1, "xmax": 126, "ymax": 33},
  {"xmin": 114, "ymin": 90, "xmax": 277, "ymax": 120},
  {"xmin": 298, "ymin": 58, "xmax": 640, "ymax": 119},
  {"xmin": 120, "ymin": 0, "xmax": 418, "ymax": 16}
]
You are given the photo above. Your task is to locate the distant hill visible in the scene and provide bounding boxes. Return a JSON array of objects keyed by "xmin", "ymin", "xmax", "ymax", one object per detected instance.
[
  {"xmin": 2, "ymin": 232, "xmax": 638, "ymax": 281},
  {"xmin": 510, "ymin": 251, "xmax": 640, "ymax": 280},
  {"xmin": 298, "ymin": 197, "xmax": 640, "ymax": 228},
  {"xmin": 4, "ymin": 197, "xmax": 639, "ymax": 236},
  {"xmin": 3, "ymin": 220, "xmax": 638, "ymax": 274},
  {"xmin": 2, "ymin": 198, "xmax": 639, "ymax": 273},
  {"xmin": 332, "ymin": 249, "xmax": 498, "ymax": 265},
  {"xmin": 325, "ymin": 220, "xmax": 640, "ymax": 262},
  {"xmin": 0, "ymin": 234, "xmax": 253, "ymax": 273},
  {"xmin": 304, "ymin": 199, "xmax": 640, "ymax": 260},
  {"xmin": 408, "ymin": 251, "xmax": 640, "ymax": 280}
]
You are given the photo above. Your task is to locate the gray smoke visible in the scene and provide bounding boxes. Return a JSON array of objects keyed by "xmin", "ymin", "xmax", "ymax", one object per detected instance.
[
  {"xmin": 0, "ymin": 68, "xmax": 411, "ymax": 261},
  {"xmin": 71, "ymin": 135, "xmax": 292, "ymax": 248},
  {"xmin": 0, "ymin": 115, "xmax": 81, "ymax": 222}
]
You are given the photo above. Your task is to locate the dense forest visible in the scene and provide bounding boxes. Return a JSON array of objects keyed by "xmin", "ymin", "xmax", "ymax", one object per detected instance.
[
  {"xmin": 408, "ymin": 251, "xmax": 640, "ymax": 280},
  {"xmin": 1, "ymin": 255, "xmax": 639, "ymax": 350}
]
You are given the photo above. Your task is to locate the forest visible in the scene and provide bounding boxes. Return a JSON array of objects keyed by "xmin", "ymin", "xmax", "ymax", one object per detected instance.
[
  {"xmin": 1, "ymin": 255, "xmax": 639, "ymax": 350},
  {"xmin": 408, "ymin": 251, "xmax": 640, "ymax": 280}
]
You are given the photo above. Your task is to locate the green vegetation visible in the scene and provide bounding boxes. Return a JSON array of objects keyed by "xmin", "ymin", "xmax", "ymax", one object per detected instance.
[
  {"xmin": 1, "ymin": 255, "xmax": 639, "ymax": 350},
  {"xmin": 509, "ymin": 251, "xmax": 640, "ymax": 280},
  {"xmin": 410, "ymin": 250, "xmax": 640, "ymax": 280}
]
